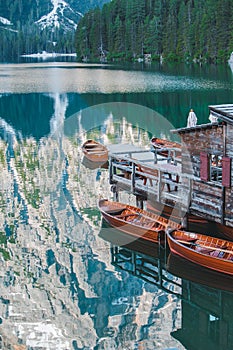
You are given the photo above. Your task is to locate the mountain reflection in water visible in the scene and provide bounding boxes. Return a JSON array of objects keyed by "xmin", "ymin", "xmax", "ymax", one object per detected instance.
[
  {"xmin": 0, "ymin": 101, "xmax": 185, "ymax": 349},
  {"xmin": 1, "ymin": 61, "xmax": 233, "ymax": 349}
]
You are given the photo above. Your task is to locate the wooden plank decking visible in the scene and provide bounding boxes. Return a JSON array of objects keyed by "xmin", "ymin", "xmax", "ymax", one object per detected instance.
[{"xmin": 107, "ymin": 144, "xmax": 191, "ymax": 210}]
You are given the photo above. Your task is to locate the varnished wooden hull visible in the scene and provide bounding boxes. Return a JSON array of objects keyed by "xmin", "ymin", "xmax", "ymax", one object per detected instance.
[
  {"xmin": 81, "ymin": 139, "xmax": 108, "ymax": 163},
  {"xmin": 98, "ymin": 199, "xmax": 181, "ymax": 244},
  {"xmin": 151, "ymin": 137, "xmax": 181, "ymax": 157},
  {"xmin": 166, "ymin": 229, "xmax": 233, "ymax": 275}
]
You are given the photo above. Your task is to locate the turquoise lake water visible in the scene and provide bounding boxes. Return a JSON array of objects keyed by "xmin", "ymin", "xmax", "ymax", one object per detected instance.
[{"xmin": 0, "ymin": 60, "xmax": 232, "ymax": 349}]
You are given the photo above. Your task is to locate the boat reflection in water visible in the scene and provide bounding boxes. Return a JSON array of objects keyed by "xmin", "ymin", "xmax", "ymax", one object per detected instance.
[
  {"xmin": 99, "ymin": 222, "xmax": 233, "ymax": 350},
  {"xmin": 82, "ymin": 154, "xmax": 108, "ymax": 170}
]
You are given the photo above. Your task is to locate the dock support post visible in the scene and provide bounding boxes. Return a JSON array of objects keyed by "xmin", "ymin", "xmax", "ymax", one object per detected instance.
[
  {"xmin": 181, "ymin": 214, "xmax": 188, "ymax": 230},
  {"xmin": 131, "ymin": 162, "xmax": 136, "ymax": 193},
  {"xmin": 109, "ymin": 156, "xmax": 113, "ymax": 184},
  {"xmin": 111, "ymin": 184, "xmax": 119, "ymax": 202},
  {"xmin": 113, "ymin": 189, "xmax": 119, "ymax": 202},
  {"xmin": 158, "ymin": 171, "xmax": 162, "ymax": 202},
  {"xmin": 136, "ymin": 196, "xmax": 144, "ymax": 209},
  {"xmin": 153, "ymin": 149, "xmax": 158, "ymax": 164}
]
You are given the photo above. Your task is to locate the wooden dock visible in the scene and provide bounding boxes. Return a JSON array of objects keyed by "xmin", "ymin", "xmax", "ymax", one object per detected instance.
[
  {"xmin": 108, "ymin": 144, "xmax": 191, "ymax": 211},
  {"xmin": 103, "ymin": 103, "xmax": 233, "ymax": 237}
]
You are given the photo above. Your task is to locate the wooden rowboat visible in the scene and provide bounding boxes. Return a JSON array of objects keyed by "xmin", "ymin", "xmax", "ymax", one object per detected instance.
[
  {"xmin": 166, "ymin": 253, "xmax": 233, "ymax": 292},
  {"xmin": 81, "ymin": 139, "xmax": 108, "ymax": 164},
  {"xmin": 150, "ymin": 137, "xmax": 181, "ymax": 157},
  {"xmin": 166, "ymin": 229, "xmax": 233, "ymax": 275},
  {"xmin": 98, "ymin": 199, "xmax": 181, "ymax": 244}
]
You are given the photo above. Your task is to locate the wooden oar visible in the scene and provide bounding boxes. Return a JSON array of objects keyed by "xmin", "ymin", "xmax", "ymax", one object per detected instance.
[
  {"xmin": 86, "ymin": 150, "xmax": 106, "ymax": 154},
  {"xmin": 116, "ymin": 213, "xmax": 138, "ymax": 219},
  {"xmin": 116, "ymin": 212, "xmax": 155, "ymax": 224},
  {"xmin": 133, "ymin": 213, "xmax": 167, "ymax": 228},
  {"xmin": 116, "ymin": 214, "xmax": 165, "ymax": 232},
  {"xmin": 105, "ymin": 207, "xmax": 127, "ymax": 214},
  {"xmin": 128, "ymin": 210, "xmax": 174, "ymax": 226},
  {"xmin": 109, "ymin": 206, "xmax": 178, "ymax": 229},
  {"xmin": 115, "ymin": 212, "xmax": 160, "ymax": 227},
  {"xmin": 176, "ymin": 239, "xmax": 233, "ymax": 255}
]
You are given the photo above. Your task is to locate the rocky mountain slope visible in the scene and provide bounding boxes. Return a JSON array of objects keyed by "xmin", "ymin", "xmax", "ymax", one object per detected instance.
[
  {"xmin": 0, "ymin": 0, "xmax": 109, "ymax": 32},
  {"xmin": 0, "ymin": 0, "xmax": 110, "ymax": 60}
]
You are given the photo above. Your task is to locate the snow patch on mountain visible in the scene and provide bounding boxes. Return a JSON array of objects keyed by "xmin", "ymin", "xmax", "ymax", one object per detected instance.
[
  {"xmin": 35, "ymin": 0, "xmax": 83, "ymax": 31},
  {"xmin": 0, "ymin": 16, "xmax": 12, "ymax": 26},
  {"xmin": 0, "ymin": 16, "xmax": 18, "ymax": 32}
]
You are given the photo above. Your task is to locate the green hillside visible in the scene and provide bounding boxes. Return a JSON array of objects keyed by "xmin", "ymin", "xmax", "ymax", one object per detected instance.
[{"xmin": 75, "ymin": 0, "xmax": 233, "ymax": 63}]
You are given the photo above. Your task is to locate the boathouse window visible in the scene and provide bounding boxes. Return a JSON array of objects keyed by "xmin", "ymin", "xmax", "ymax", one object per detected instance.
[
  {"xmin": 200, "ymin": 152, "xmax": 222, "ymax": 183},
  {"xmin": 210, "ymin": 154, "xmax": 222, "ymax": 183},
  {"xmin": 200, "ymin": 153, "xmax": 231, "ymax": 186}
]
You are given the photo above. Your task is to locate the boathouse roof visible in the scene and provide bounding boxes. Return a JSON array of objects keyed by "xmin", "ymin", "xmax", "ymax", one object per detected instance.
[
  {"xmin": 172, "ymin": 104, "xmax": 233, "ymax": 134},
  {"xmin": 171, "ymin": 121, "xmax": 221, "ymax": 134},
  {"xmin": 209, "ymin": 104, "xmax": 233, "ymax": 124}
]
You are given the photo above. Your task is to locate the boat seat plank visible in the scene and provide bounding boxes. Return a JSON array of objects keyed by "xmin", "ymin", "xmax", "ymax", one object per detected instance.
[
  {"xmin": 105, "ymin": 208, "xmax": 127, "ymax": 215},
  {"xmin": 85, "ymin": 146, "xmax": 105, "ymax": 149},
  {"xmin": 116, "ymin": 213, "xmax": 138, "ymax": 219},
  {"xmin": 209, "ymin": 250, "xmax": 226, "ymax": 258},
  {"xmin": 175, "ymin": 238, "xmax": 198, "ymax": 243},
  {"xmin": 85, "ymin": 150, "xmax": 106, "ymax": 154},
  {"xmin": 177, "ymin": 239, "xmax": 233, "ymax": 256}
]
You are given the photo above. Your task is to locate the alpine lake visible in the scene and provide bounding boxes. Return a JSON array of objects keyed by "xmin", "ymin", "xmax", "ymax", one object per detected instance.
[{"xmin": 0, "ymin": 58, "xmax": 233, "ymax": 349}]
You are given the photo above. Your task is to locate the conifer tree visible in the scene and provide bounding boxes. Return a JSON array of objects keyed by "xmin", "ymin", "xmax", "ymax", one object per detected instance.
[{"xmin": 74, "ymin": 0, "xmax": 233, "ymax": 63}]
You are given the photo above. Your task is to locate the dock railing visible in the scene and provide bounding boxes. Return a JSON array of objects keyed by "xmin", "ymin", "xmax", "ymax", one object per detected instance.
[
  {"xmin": 109, "ymin": 150, "xmax": 191, "ymax": 209},
  {"xmin": 150, "ymin": 146, "xmax": 182, "ymax": 165}
]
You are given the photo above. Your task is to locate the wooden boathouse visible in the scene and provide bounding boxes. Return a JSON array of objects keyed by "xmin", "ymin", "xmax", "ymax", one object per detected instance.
[
  {"xmin": 108, "ymin": 104, "xmax": 233, "ymax": 237},
  {"xmin": 172, "ymin": 104, "xmax": 233, "ymax": 231}
]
